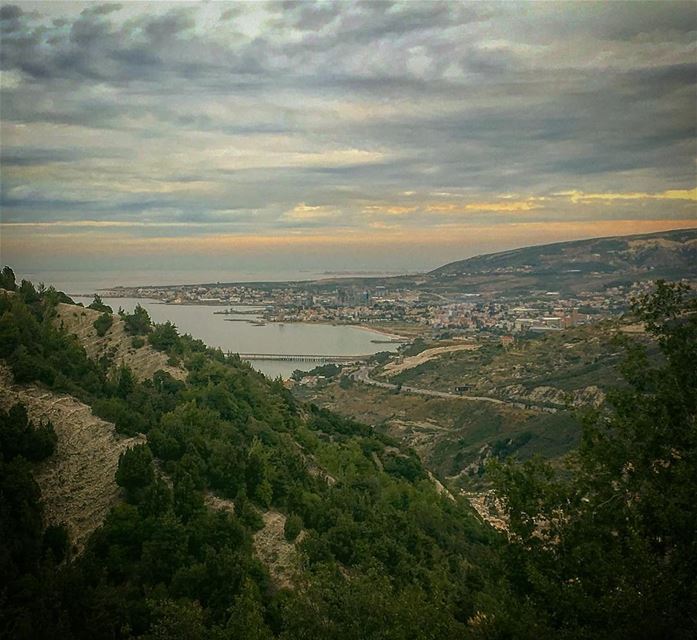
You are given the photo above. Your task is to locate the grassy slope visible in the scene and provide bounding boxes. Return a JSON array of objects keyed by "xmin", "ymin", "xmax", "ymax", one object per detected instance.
[
  {"xmin": 296, "ymin": 379, "xmax": 581, "ymax": 491},
  {"xmin": 384, "ymin": 323, "xmax": 637, "ymax": 397}
]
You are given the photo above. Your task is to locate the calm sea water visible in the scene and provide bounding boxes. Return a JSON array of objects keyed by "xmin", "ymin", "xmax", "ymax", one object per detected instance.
[
  {"xmin": 72, "ymin": 296, "xmax": 400, "ymax": 379},
  {"xmin": 19, "ymin": 268, "xmax": 405, "ymax": 295}
]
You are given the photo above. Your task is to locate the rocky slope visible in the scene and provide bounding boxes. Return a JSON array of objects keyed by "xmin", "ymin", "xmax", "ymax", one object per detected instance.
[
  {"xmin": 0, "ymin": 364, "xmax": 144, "ymax": 552},
  {"xmin": 53, "ymin": 302, "xmax": 186, "ymax": 381}
]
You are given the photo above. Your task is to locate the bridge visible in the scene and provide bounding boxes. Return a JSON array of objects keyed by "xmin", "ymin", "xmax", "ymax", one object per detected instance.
[{"xmin": 238, "ymin": 353, "xmax": 370, "ymax": 363}]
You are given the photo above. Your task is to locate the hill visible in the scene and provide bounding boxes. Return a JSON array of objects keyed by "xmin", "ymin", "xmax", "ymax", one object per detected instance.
[
  {"xmin": 0, "ymin": 278, "xmax": 496, "ymax": 639},
  {"xmin": 427, "ymin": 228, "xmax": 697, "ymax": 295},
  {"xmin": 0, "ymin": 269, "xmax": 695, "ymax": 639}
]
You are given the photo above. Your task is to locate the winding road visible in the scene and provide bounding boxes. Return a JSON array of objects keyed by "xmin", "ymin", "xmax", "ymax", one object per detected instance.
[{"xmin": 351, "ymin": 366, "xmax": 557, "ymax": 412}]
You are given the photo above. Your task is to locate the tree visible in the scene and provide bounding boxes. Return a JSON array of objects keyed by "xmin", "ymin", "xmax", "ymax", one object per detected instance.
[
  {"xmin": 116, "ymin": 444, "xmax": 155, "ymax": 502},
  {"xmin": 122, "ymin": 304, "xmax": 152, "ymax": 335},
  {"xmin": 18, "ymin": 279, "xmax": 40, "ymax": 304},
  {"xmin": 488, "ymin": 281, "xmax": 697, "ymax": 639},
  {"xmin": 149, "ymin": 321, "xmax": 179, "ymax": 352},
  {"xmin": 0, "ymin": 266, "xmax": 17, "ymax": 291},
  {"xmin": 0, "ymin": 403, "xmax": 57, "ymax": 462},
  {"xmin": 93, "ymin": 311, "xmax": 113, "ymax": 337},
  {"xmin": 215, "ymin": 579, "xmax": 273, "ymax": 640},
  {"xmin": 88, "ymin": 295, "xmax": 112, "ymax": 314},
  {"xmin": 116, "ymin": 364, "xmax": 136, "ymax": 398},
  {"xmin": 145, "ymin": 598, "xmax": 205, "ymax": 640},
  {"xmin": 284, "ymin": 513, "xmax": 302, "ymax": 542}
]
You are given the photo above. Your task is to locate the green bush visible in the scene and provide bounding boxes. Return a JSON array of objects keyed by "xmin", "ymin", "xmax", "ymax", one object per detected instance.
[
  {"xmin": 93, "ymin": 312, "xmax": 113, "ymax": 337},
  {"xmin": 121, "ymin": 304, "xmax": 152, "ymax": 335},
  {"xmin": 115, "ymin": 444, "xmax": 155, "ymax": 501},
  {"xmin": 148, "ymin": 321, "xmax": 179, "ymax": 352},
  {"xmin": 88, "ymin": 295, "xmax": 112, "ymax": 314},
  {"xmin": 284, "ymin": 513, "xmax": 303, "ymax": 542}
]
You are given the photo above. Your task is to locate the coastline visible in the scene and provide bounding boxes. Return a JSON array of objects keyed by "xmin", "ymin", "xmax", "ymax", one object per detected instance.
[{"xmin": 74, "ymin": 292, "xmax": 413, "ymax": 343}]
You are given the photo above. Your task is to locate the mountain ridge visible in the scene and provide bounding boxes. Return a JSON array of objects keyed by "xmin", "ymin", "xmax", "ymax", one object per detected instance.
[{"xmin": 431, "ymin": 227, "xmax": 697, "ymax": 275}]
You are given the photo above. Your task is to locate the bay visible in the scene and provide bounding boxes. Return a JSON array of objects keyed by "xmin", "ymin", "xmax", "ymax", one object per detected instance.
[{"xmin": 72, "ymin": 296, "xmax": 400, "ymax": 379}]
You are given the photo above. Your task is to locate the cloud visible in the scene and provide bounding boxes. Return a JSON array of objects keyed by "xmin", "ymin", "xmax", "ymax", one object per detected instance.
[
  {"xmin": 0, "ymin": 1, "xmax": 695, "ymax": 273},
  {"xmin": 282, "ymin": 203, "xmax": 341, "ymax": 222},
  {"xmin": 425, "ymin": 199, "xmax": 545, "ymax": 214},
  {"xmin": 362, "ymin": 205, "xmax": 417, "ymax": 216},
  {"xmin": 557, "ymin": 188, "xmax": 697, "ymax": 204}
]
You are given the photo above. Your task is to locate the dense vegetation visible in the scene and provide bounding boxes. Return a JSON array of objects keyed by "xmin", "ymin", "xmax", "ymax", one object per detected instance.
[
  {"xmin": 0, "ymin": 269, "xmax": 694, "ymax": 638},
  {"xmin": 0, "ymin": 272, "xmax": 494, "ymax": 638},
  {"xmin": 487, "ymin": 281, "xmax": 697, "ymax": 638}
]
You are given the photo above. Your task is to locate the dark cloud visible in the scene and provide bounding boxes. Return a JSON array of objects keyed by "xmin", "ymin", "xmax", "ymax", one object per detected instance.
[
  {"xmin": 0, "ymin": 0, "xmax": 694, "ymax": 239},
  {"xmin": 82, "ymin": 3, "xmax": 122, "ymax": 17},
  {"xmin": 0, "ymin": 146, "xmax": 116, "ymax": 166},
  {"xmin": 142, "ymin": 9, "xmax": 195, "ymax": 42},
  {"xmin": 0, "ymin": 4, "xmax": 22, "ymax": 20}
]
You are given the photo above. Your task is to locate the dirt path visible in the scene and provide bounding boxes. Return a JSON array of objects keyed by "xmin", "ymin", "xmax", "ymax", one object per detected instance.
[
  {"xmin": 381, "ymin": 343, "xmax": 478, "ymax": 377},
  {"xmin": 0, "ymin": 364, "xmax": 145, "ymax": 552}
]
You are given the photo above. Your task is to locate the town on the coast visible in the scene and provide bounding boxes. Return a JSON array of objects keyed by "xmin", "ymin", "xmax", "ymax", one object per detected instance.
[{"xmin": 100, "ymin": 277, "xmax": 661, "ymax": 339}]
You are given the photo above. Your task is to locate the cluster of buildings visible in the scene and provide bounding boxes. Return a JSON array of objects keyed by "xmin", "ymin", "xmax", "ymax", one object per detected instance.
[{"xmin": 106, "ymin": 277, "xmax": 667, "ymax": 338}]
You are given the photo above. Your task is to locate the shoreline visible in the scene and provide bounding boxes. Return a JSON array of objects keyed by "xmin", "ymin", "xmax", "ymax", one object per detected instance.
[
  {"xmin": 354, "ymin": 324, "xmax": 410, "ymax": 341},
  {"xmin": 71, "ymin": 293, "xmax": 413, "ymax": 342}
]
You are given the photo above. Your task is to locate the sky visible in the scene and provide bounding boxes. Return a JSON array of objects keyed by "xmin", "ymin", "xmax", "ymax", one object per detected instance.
[{"xmin": 1, "ymin": 0, "xmax": 696, "ymax": 280}]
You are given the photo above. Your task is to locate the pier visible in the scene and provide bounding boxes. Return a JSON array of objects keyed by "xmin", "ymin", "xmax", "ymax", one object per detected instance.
[{"xmin": 238, "ymin": 353, "xmax": 369, "ymax": 363}]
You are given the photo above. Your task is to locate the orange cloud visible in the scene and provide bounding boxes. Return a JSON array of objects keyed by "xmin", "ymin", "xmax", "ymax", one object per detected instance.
[
  {"xmin": 282, "ymin": 203, "xmax": 340, "ymax": 221},
  {"xmin": 362, "ymin": 205, "xmax": 418, "ymax": 215},
  {"xmin": 556, "ymin": 188, "xmax": 697, "ymax": 204},
  {"xmin": 4, "ymin": 219, "xmax": 695, "ymax": 262},
  {"xmin": 425, "ymin": 198, "xmax": 544, "ymax": 213}
]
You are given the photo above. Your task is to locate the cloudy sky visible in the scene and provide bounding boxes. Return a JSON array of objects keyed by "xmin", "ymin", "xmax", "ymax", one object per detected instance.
[{"xmin": 1, "ymin": 0, "xmax": 696, "ymax": 279}]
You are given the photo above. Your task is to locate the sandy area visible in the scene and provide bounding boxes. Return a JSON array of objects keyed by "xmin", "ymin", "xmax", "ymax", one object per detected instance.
[{"xmin": 382, "ymin": 343, "xmax": 479, "ymax": 377}]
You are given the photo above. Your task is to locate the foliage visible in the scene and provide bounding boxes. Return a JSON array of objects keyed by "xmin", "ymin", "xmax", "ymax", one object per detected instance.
[
  {"xmin": 148, "ymin": 321, "xmax": 179, "ymax": 352},
  {"xmin": 487, "ymin": 281, "xmax": 697, "ymax": 639},
  {"xmin": 0, "ymin": 402, "xmax": 57, "ymax": 462},
  {"xmin": 0, "ymin": 402, "xmax": 64, "ymax": 638},
  {"xmin": 121, "ymin": 304, "xmax": 152, "ymax": 335},
  {"xmin": 284, "ymin": 514, "xmax": 302, "ymax": 542},
  {"xmin": 88, "ymin": 295, "xmax": 112, "ymax": 314},
  {"xmin": 291, "ymin": 363, "xmax": 341, "ymax": 381},
  {"xmin": 116, "ymin": 444, "xmax": 156, "ymax": 501},
  {"xmin": 1, "ymin": 265, "xmax": 17, "ymax": 291},
  {"xmin": 93, "ymin": 311, "xmax": 113, "ymax": 337}
]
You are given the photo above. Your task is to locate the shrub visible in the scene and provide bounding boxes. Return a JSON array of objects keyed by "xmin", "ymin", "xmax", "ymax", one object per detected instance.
[
  {"xmin": 88, "ymin": 295, "xmax": 112, "ymax": 314},
  {"xmin": 284, "ymin": 513, "xmax": 303, "ymax": 542},
  {"xmin": 121, "ymin": 304, "xmax": 151, "ymax": 335},
  {"xmin": 93, "ymin": 312, "xmax": 113, "ymax": 337}
]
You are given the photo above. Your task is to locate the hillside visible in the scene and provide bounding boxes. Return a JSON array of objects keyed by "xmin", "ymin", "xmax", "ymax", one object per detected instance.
[
  {"xmin": 427, "ymin": 228, "xmax": 697, "ymax": 294},
  {"xmin": 53, "ymin": 302, "xmax": 186, "ymax": 382},
  {"xmin": 0, "ymin": 278, "xmax": 496, "ymax": 638},
  {"xmin": 278, "ymin": 228, "xmax": 696, "ymax": 296},
  {"xmin": 296, "ymin": 318, "xmax": 671, "ymax": 497},
  {"xmin": 0, "ymin": 271, "xmax": 695, "ymax": 639}
]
